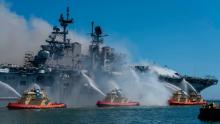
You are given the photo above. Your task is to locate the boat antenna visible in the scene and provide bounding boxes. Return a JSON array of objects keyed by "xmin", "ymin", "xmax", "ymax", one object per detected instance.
[
  {"xmin": 91, "ymin": 21, "xmax": 94, "ymax": 37},
  {"xmin": 66, "ymin": 0, "xmax": 70, "ymax": 20}
]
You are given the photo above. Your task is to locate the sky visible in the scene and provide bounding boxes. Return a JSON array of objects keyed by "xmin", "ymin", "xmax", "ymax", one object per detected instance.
[{"xmin": 2, "ymin": 0, "xmax": 220, "ymax": 99}]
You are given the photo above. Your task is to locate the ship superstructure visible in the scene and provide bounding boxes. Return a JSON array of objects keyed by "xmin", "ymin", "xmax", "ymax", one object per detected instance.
[
  {"xmin": 0, "ymin": 6, "xmax": 126, "ymax": 105},
  {"xmin": 168, "ymin": 90, "xmax": 207, "ymax": 105},
  {"xmin": 0, "ymin": 7, "xmax": 81, "ymax": 90},
  {"xmin": 102, "ymin": 89, "xmax": 129, "ymax": 103}
]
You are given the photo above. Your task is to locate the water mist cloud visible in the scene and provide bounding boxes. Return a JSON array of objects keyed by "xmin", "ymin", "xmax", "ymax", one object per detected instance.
[{"xmin": 112, "ymin": 68, "xmax": 172, "ymax": 106}]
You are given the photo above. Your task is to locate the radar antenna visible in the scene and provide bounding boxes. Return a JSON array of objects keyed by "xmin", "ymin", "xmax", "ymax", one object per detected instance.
[
  {"xmin": 58, "ymin": 2, "xmax": 73, "ymax": 43},
  {"xmin": 90, "ymin": 21, "xmax": 108, "ymax": 46}
]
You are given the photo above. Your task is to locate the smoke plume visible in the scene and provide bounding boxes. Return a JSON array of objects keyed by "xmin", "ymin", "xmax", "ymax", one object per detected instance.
[
  {"xmin": 0, "ymin": 3, "xmax": 90, "ymax": 65},
  {"xmin": 0, "ymin": 2, "xmax": 174, "ymax": 106},
  {"xmin": 0, "ymin": 3, "xmax": 50, "ymax": 64}
]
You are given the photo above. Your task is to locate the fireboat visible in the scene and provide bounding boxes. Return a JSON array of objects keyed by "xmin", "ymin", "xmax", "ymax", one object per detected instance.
[
  {"xmin": 7, "ymin": 86, "xmax": 66, "ymax": 109},
  {"xmin": 168, "ymin": 90, "xmax": 207, "ymax": 105},
  {"xmin": 96, "ymin": 89, "xmax": 140, "ymax": 107}
]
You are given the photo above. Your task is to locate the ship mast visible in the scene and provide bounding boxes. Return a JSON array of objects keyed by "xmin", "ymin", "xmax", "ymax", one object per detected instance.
[
  {"xmin": 46, "ymin": 2, "xmax": 74, "ymax": 45},
  {"xmin": 90, "ymin": 22, "xmax": 108, "ymax": 46},
  {"xmin": 89, "ymin": 22, "xmax": 108, "ymax": 72},
  {"xmin": 59, "ymin": 5, "xmax": 73, "ymax": 43}
]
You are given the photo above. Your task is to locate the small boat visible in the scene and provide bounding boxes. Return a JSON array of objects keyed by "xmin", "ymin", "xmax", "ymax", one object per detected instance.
[
  {"xmin": 168, "ymin": 90, "xmax": 207, "ymax": 105},
  {"xmin": 198, "ymin": 102, "xmax": 220, "ymax": 121},
  {"xmin": 96, "ymin": 89, "xmax": 140, "ymax": 107},
  {"xmin": 7, "ymin": 87, "xmax": 66, "ymax": 109}
]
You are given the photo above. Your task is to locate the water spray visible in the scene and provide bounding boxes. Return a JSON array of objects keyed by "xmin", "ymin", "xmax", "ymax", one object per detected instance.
[
  {"xmin": 0, "ymin": 81, "xmax": 21, "ymax": 97},
  {"xmin": 81, "ymin": 70, "xmax": 106, "ymax": 96}
]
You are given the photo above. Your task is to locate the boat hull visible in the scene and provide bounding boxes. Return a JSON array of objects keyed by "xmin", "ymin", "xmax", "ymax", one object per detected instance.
[
  {"xmin": 7, "ymin": 102, "xmax": 66, "ymax": 109},
  {"xmin": 198, "ymin": 108, "xmax": 220, "ymax": 121},
  {"xmin": 96, "ymin": 101, "xmax": 140, "ymax": 107},
  {"xmin": 168, "ymin": 100, "xmax": 207, "ymax": 106}
]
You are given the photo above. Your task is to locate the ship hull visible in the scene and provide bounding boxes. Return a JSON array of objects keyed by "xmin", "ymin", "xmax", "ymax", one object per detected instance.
[
  {"xmin": 159, "ymin": 75, "xmax": 218, "ymax": 93},
  {"xmin": 0, "ymin": 68, "xmax": 81, "ymax": 93},
  {"xmin": 198, "ymin": 108, "xmax": 220, "ymax": 121},
  {"xmin": 7, "ymin": 102, "xmax": 66, "ymax": 109},
  {"xmin": 168, "ymin": 100, "xmax": 207, "ymax": 106},
  {"xmin": 184, "ymin": 76, "xmax": 218, "ymax": 92}
]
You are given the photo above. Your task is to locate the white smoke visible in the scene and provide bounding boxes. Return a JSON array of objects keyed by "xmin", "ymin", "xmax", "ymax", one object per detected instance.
[
  {"xmin": 108, "ymin": 80, "xmax": 120, "ymax": 90},
  {"xmin": 0, "ymin": 3, "xmax": 51, "ymax": 64},
  {"xmin": 68, "ymin": 31, "xmax": 90, "ymax": 54},
  {"xmin": 0, "ymin": 2, "xmax": 174, "ymax": 106},
  {"xmin": 0, "ymin": 3, "xmax": 90, "ymax": 65}
]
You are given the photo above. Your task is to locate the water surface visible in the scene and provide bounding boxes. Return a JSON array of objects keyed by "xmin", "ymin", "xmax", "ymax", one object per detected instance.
[{"xmin": 0, "ymin": 104, "xmax": 216, "ymax": 124}]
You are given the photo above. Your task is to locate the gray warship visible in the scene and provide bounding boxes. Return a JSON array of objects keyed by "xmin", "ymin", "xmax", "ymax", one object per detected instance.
[
  {"xmin": 0, "ymin": 7, "xmax": 127, "ymax": 105},
  {"xmin": 0, "ymin": 6, "xmax": 217, "ymax": 105}
]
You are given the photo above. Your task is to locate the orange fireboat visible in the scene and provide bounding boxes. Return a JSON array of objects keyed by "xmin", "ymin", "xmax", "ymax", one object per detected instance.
[
  {"xmin": 7, "ymin": 87, "xmax": 66, "ymax": 109},
  {"xmin": 168, "ymin": 90, "xmax": 207, "ymax": 105},
  {"xmin": 96, "ymin": 89, "xmax": 140, "ymax": 107}
]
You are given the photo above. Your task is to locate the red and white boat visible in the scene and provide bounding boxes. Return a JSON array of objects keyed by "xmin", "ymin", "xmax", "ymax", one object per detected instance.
[
  {"xmin": 96, "ymin": 89, "xmax": 140, "ymax": 107},
  {"xmin": 168, "ymin": 90, "xmax": 207, "ymax": 106},
  {"xmin": 7, "ymin": 88, "xmax": 66, "ymax": 109},
  {"xmin": 7, "ymin": 102, "xmax": 66, "ymax": 109},
  {"xmin": 168, "ymin": 100, "xmax": 207, "ymax": 105}
]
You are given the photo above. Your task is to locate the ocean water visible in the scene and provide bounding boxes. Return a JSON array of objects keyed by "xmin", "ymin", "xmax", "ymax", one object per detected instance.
[{"xmin": 0, "ymin": 102, "xmax": 218, "ymax": 124}]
